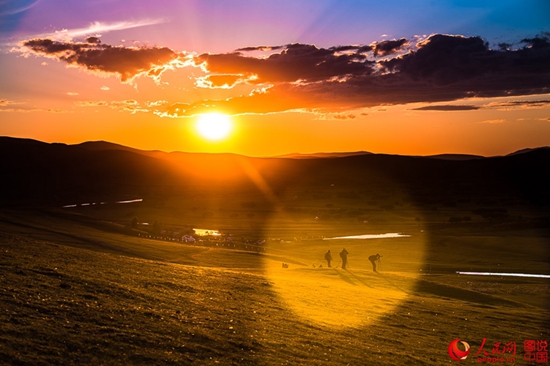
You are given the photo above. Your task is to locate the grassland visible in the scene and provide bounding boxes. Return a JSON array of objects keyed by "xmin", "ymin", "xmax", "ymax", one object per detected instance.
[{"xmin": 1, "ymin": 185, "xmax": 549, "ymax": 365}]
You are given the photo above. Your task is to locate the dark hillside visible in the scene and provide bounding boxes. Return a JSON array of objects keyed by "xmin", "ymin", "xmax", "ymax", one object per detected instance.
[
  {"xmin": 0, "ymin": 138, "xmax": 176, "ymax": 205},
  {"xmin": 1, "ymin": 137, "xmax": 550, "ymax": 210}
]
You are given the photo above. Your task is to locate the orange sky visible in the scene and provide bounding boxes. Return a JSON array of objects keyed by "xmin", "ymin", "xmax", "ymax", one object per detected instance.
[{"xmin": 1, "ymin": 1, "xmax": 549, "ymax": 156}]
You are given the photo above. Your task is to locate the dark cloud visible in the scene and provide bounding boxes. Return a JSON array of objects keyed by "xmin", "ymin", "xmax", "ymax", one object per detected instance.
[
  {"xmin": 85, "ymin": 36, "xmax": 101, "ymax": 44},
  {"xmin": 487, "ymin": 99, "xmax": 550, "ymax": 110},
  {"xmin": 22, "ymin": 38, "xmax": 179, "ymax": 82},
  {"xmin": 501, "ymin": 100, "xmax": 550, "ymax": 106},
  {"xmin": 196, "ymin": 43, "xmax": 373, "ymax": 84},
  {"xmin": 326, "ymin": 45, "xmax": 373, "ymax": 53},
  {"xmin": 328, "ymin": 45, "xmax": 363, "ymax": 53},
  {"xmin": 521, "ymin": 33, "xmax": 550, "ymax": 49},
  {"xmin": 372, "ymin": 38, "xmax": 408, "ymax": 56},
  {"xmin": 329, "ymin": 45, "xmax": 358, "ymax": 52},
  {"xmin": 236, "ymin": 45, "xmax": 285, "ymax": 52},
  {"xmin": 21, "ymin": 32, "xmax": 550, "ymax": 117},
  {"xmin": 178, "ymin": 33, "xmax": 550, "ymax": 116},
  {"xmin": 383, "ymin": 34, "xmax": 550, "ymax": 87},
  {"xmin": 357, "ymin": 45, "xmax": 374, "ymax": 53},
  {"xmin": 411, "ymin": 105, "xmax": 480, "ymax": 111},
  {"xmin": 380, "ymin": 35, "xmax": 491, "ymax": 85}
]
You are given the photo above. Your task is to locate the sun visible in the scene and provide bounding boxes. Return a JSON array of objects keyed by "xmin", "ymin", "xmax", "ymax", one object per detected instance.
[{"xmin": 196, "ymin": 113, "xmax": 232, "ymax": 141}]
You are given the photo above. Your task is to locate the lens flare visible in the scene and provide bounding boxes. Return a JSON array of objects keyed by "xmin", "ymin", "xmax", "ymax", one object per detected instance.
[{"xmin": 261, "ymin": 175, "xmax": 427, "ymax": 328}]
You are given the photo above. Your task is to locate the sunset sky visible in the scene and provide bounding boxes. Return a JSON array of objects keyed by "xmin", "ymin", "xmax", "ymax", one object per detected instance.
[{"xmin": 1, "ymin": 0, "xmax": 549, "ymax": 156}]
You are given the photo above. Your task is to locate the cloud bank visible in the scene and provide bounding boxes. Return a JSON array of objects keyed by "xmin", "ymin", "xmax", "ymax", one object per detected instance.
[
  {"xmin": 18, "ymin": 32, "xmax": 550, "ymax": 115},
  {"xmin": 166, "ymin": 33, "xmax": 550, "ymax": 116},
  {"xmin": 21, "ymin": 37, "xmax": 181, "ymax": 82}
]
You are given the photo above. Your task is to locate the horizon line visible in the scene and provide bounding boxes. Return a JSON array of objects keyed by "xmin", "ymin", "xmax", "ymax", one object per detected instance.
[{"xmin": 1, "ymin": 135, "xmax": 549, "ymax": 159}]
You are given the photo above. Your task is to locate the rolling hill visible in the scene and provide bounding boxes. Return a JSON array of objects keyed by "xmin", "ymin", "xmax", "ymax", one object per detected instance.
[
  {"xmin": 1, "ymin": 136, "xmax": 549, "ymax": 365},
  {"xmin": 1, "ymin": 136, "xmax": 549, "ymax": 209}
]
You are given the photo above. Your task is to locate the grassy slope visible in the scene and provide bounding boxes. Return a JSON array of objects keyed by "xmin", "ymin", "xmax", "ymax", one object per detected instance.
[{"xmin": 1, "ymin": 208, "xmax": 549, "ymax": 365}]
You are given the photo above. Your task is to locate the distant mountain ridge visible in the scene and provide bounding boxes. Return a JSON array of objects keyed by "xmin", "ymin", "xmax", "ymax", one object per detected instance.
[
  {"xmin": 72, "ymin": 139, "xmax": 550, "ymax": 159},
  {"xmin": 507, "ymin": 146, "xmax": 550, "ymax": 156},
  {"xmin": 1, "ymin": 136, "xmax": 549, "ymax": 207},
  {"xmin": 74, "ymin": 140, "xmax": 249, "ymax": 161},
  {"xmin": 424, "ymin": 154, "xmax": 484, "ymax": 161},
  {"xmin": 75, "ymin": 140, "xmax": 145, "ymax": 153},
  {"xmin": 275, "ymin": 151, "xmax": 372, "ymax": 159}
]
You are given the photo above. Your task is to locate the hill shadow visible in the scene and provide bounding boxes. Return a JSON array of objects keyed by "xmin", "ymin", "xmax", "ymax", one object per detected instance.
[{"xmin": 414, "ymin": 279, "xmax": 521, "ymax": 307}]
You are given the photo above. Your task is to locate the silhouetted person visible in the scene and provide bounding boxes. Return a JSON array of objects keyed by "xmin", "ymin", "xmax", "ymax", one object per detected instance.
[
  {"xmin": 369, "ymin": 253, "xmax": 381, "ymax": 272},
  {"xmin": 340, "ymin": 248, "xmax": 348, "ymax": 269},
  {"xmin": 325, "ymin": 250, "xmax": 333, "ymax": 267}
]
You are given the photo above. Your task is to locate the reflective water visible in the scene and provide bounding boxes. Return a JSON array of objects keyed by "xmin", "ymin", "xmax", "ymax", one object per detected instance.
[
  {"xmin": 323, "ymin": 233, "xmax": 410, "ymax": 240},
  {"xmin": 115, "ymin": 199, "xmax": 143, "ymax": 204},
  {"xmin": 62, "ymin": 199, "xmax": 141, "ymax": 208},
  {"xmin": 457, "ymin": 271, "xmax": 550, "ymax": 279}
]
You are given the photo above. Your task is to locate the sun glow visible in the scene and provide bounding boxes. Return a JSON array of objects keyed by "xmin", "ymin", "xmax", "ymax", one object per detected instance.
[{"xmin": 196, "ymin": 113, "xmax": 232, "ymax": 141}]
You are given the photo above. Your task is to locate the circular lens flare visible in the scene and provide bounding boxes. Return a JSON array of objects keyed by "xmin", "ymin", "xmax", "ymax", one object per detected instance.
[{"xmin": 261, "ymin": 175, "xmax": 427, "ymax": 328}]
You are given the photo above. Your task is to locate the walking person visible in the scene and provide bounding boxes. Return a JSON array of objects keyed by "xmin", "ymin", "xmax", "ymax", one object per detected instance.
[
  {"xmin": 325, "ymin": 250, "xmax": 333, "ymax": 267},
  {"xmin": 369, "ymin": 253, "xmax": 381, "ymax": 272},
  {"xmin": 339, "ymin": 248, "xmax": 349, "ymax": 269}
]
